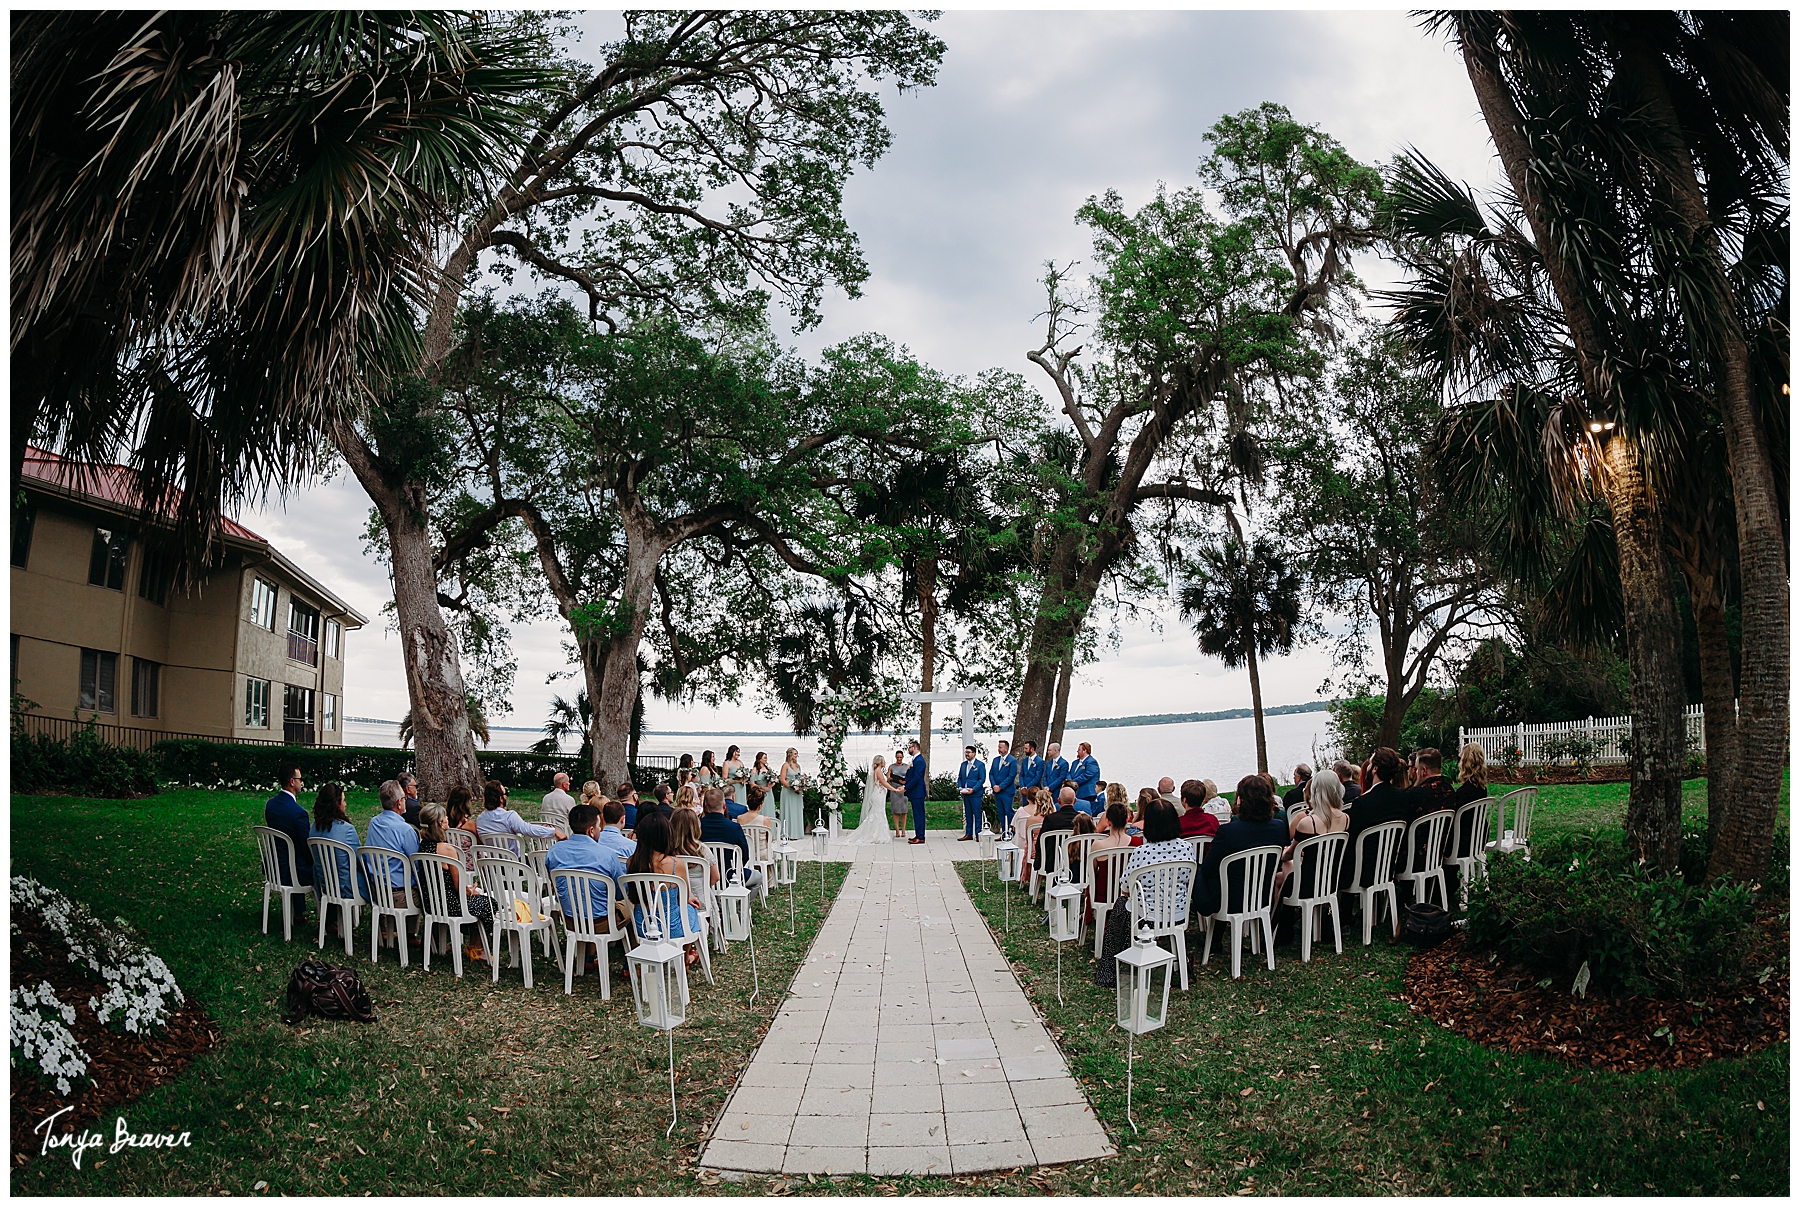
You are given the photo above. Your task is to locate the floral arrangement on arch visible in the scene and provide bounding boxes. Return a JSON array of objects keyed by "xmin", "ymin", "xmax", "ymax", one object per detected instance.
[{"xmin": 814, "ymin": 680, "xmax": 905, "ymax": 813}]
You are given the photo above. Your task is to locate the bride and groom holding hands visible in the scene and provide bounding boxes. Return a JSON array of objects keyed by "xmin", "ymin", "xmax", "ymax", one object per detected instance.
[{"xmin": 846, "ymin": 741, "xmax": 929, "ymax": 847}]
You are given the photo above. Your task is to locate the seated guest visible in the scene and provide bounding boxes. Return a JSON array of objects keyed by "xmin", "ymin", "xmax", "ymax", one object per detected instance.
[
  {"xmin": 1451, "ymin": 743, "xmax": 1489, "ymax": 809},
  {"xmin": 1403, "ymin": 748, "xmax": 1455, "ymax": 819},
  {"xmin": 419, "ymin": 804, "xmax": 495, "ymax": 938},
  {"xmin": 475, "ymin": 779, "xmax": 564, "ymax": 853},
  {"xmin": 1284, "ymin": 769, "xmax": 1350, "ymax": 905},
  {"xmin": 1094, "ymin": 800, "xmax": 1143, "ymax": 852},
  {"xmin": 1202, "ymin": 779, "xmax": 1232, "ymax": 822},
  {"xmin": 700, "ymin": 787, "xmax": 765, "ymax": 890},
  {"xmin": 595, "ymin": 800, "xmax": 637, "ymax": 867},
  {"xmin": 363, "ymin": 779, "xmax": 420, "ymax": 908},
  {"xmin": 308, "ymin": 782, "xmax": 358, "ymax": 918},
  {"xmin": 264, "ymin": 762, "xmax": 314, "ymax": 904},
  {"xmin": 398, "ymin": 772, "xmax": 423, "ymax": 830},
  {"xmin": 742, "ymin": 785, "xmax": 775, "ymax": 832},
  {"xmin": 1345, "ymin": 747, "xmax": 1412, "ymax": 891},
  {"xmin": 539, "ymin": 772, "xmax": 577, "ymax": 833},
  {"xmin": 1333, "ymin": 760, "xmax": 1363, "ymax": 805},
  {"xmin": 1178, "ymin": 779, "xmax": 1220, "ymax": 840},
  {"xmin": 668, "ymin": 809, "xmax": 719, "ymax": 894},
  {"xmin": 624, "ymin": 814, "xmax": 702, "ymax": 966},
  {"xmin": 1157, "ymin": 776, "xmax": 1178, "ymax": 808},
  {"xmin": 615, "ymin": 783, "xmax": 641, "ymax": 830},
  {"xmin": 581, "ymin": 780, "xmax": 605, "ymax": 812},
  {"xmin": 546, "ymin": 803, "xmax": 631, "ymax": 937},
  {"xmin": 1282, "ymin": 764, "xmax": 1312, "ymax": 810},
  {"xmin": 446, "ymin": 787, "xmax": 480, "ymax": 840},
  {"xmin": 1105, "ymin": 782, "xmax": 1130, "ymax": 817},
  {"xmin": 638, "ymin": 784, "xmax": 675, "ymax": 825},
  {"xmin": 1135, "ymin": 786, "xmax": 1160, "ymax": 817},
  {"xmin": 1195, "ymin": 775, "xmax": 1289, "ymax": 917},
  {"xmin": 673, "ymin": 782, "xmax": 701, "ymax": 815},
  {"xmin": 1116, "ymin": 799, "xmax": 1195, "ymax": 920},
  {"xmin": 1036, "ymin": 787, "xmax": 1082, "ymax": 872}
]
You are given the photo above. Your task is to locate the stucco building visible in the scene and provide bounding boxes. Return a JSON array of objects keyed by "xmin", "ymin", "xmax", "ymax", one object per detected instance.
[{"xmin": 11, "ymin": 447, "xmax": 366, "ymax": 746}]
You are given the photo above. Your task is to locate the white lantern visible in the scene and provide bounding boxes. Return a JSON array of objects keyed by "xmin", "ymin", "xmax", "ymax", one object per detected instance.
[
  {"xmin": 978, "ymin": 822, "xmax": 996, "ymax": 862},
  {"xmin": 811, "ymin": 822, "xmax": 830, "ymax": 861},
  {"xmin": 1048, "ymin": 877, "xmax": 1084, "ymax": 942},
  {"xmin": 772, "ymin": 842, "xmax": 798, "ymax": 886},
  {"xmin": 1114, "ymin": 922, "xmax": 1175, "ymax": 1036},
  {"xmin": 718, "ymin": 874, "xmax": 753, "ymax": 943},
  {"xmin": 995, "ymin": 837, "xmax": 1022, "ymax": 883},
  {"xmin": 626, "ymin": 928, "xmax": 689, "ymax": 1032}
]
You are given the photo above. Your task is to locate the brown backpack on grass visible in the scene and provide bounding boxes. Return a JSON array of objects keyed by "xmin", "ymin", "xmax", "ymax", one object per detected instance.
[{"xmin": 282, "ymin": 961, "xmax": 377, "ymax": 1025}]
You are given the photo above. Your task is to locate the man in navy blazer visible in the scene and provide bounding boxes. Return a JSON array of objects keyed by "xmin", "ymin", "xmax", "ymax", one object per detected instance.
[
  {"xmin": 956, "ymin": 745, "xmax": 987, "ymax": 840},
  {"xmin": 263, "ymin": 762, "xmax": 313, "ymax": 919},
  {"xmin": 903, "ymin": 740, "xmax": 928, "ymax": 844},
  {"xmin": 1043, "ymin": 742, "xmax": 1071, "ymax": 800}
]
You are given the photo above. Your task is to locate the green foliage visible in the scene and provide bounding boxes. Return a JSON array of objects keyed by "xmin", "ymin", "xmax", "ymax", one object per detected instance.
[
  {"xmin": 11, "ymin": 723, "xmax": 159, "ymax": 797},
  {"xmin": 153, "ymin": 741, "xmax": 414, "ymax": 792},
  {"xmin": 1465, "ymin": 830, "xmax": 1762, "ymax": 998},
  {"xmin": 927, "ymin": 773, "xmax": 959, "ymax": 801},
  {"xmin": 1178, "ymin": 536, "xmax": 1304, "ymax": 669},
  {"xmin": 1326, "ymin": 689, "xmax": 1462, "ymax": 761},
  {"xmin": 1540, "ymin": 730, "xmax": 1602, "ymax": 777}
]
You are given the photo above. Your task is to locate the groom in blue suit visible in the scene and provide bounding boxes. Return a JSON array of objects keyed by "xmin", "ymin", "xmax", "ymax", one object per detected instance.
[{"xmin": 904, "ymin": 740, "xmax": 928, "ymax": 844}]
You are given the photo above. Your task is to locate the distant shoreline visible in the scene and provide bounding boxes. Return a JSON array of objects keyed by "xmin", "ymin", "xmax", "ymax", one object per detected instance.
[{"xmin": 351, "ymin": 700, "xmax": 1334, "ymax": 738}]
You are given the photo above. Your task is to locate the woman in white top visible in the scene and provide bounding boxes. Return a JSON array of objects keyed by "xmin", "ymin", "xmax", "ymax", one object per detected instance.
[{"xmin": 845, "ymin": 754, "xmax": 896, "ymax": 846}]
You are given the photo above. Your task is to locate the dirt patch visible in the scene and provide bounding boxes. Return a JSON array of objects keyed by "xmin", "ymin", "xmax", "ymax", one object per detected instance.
[
  {"xmin": 1403, "ymin": 922, "xmax": 1788, "ymax": 1073},
  {"xmin": 10, "ymin": 909, "xmax": 217, "ymax": 1167}
]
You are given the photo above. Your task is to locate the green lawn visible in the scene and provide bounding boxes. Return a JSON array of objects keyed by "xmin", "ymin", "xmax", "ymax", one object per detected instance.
[
  {"xmin": 9, "ymin": 778, "xmax": 1788, "ymax": 1195},
  {"xmin": 10, "ymin": 787, "xmax": 849, "ymax": 1194}
]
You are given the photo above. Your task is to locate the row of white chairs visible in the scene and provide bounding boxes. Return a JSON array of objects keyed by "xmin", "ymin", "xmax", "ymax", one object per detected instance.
[
  {"xmin": 255, "ymin": 827, "xmax": 774, "ymax": 997},
  {"xmin": 1015, "ymin": 789, "xmax": 1535, "ymax": 982}
]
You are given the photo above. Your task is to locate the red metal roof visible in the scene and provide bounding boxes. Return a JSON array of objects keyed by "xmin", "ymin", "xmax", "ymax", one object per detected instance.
[{"xmin": 19, "ymin": 445, "xmax": 267, "ymax": 543}]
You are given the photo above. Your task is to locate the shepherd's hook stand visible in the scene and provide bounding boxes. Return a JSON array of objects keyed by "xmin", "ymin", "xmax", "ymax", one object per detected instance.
[{"xmin": 664, "ymin": 1025, "xmax": 678, "ymax": 1138}]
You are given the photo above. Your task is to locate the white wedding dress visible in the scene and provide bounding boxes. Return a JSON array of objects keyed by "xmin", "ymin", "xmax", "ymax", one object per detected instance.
[{"xmin": 845, "ymin": 762, "xmax": 899, "ymax": 846}]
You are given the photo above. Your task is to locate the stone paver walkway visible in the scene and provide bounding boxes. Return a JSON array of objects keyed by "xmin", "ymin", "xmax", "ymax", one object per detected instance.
[{"xmin": 701, "ymin": 834, "xmax": 1114, "ymax": 1177}]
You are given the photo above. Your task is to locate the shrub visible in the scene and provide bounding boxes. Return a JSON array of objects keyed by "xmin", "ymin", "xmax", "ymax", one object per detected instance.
[
  {"xmin": 928, "ymin": 773, "xmax": 958, "ymax": 801},
  {"xmin": 153, "ymin": 739, "xmax": 413, "ymax": 792},
  {"xmin": 1465, "ymin": 830, "xmax": 1760, "ymax": 999},
  {"xmin": 12, "ymin": 723, "xmax": 160, "ymax": 796}
]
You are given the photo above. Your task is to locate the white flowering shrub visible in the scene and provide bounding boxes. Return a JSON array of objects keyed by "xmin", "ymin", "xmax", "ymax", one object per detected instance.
[
  {"xmin": 10, "ymin": 982, "xmax": 88, "ymax": 1095},
  {"xmin": 815, "ymin": 681, "xmax": 904, "ymax": 811},
  {"xmin": 11, "ymin": 878, "xmax": 185, "ymax": 1036}
]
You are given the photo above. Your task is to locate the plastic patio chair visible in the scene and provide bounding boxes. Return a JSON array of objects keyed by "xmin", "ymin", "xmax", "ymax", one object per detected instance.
[
  {"xmin": 254, "ymin": 826, "xmax": 315, "ymax": 942},
  {"xmin": 1447, "ymin": 796, "xmax": 1495, "ymax": 908},
  {"xmin": 410, "ymin": 852, "xmax": 492, "ymax": 978},
  {"xmin": 444, "ymin": 827, "xmax": 477, "ymax": 877},
  {"xmin": 308, "ymin": 836, "xmax": 362, "ymax": 955},
  {"xmin": 481, "ymin": 856, "xmax": 563, "ymax": 989},
  {"xmin": 1124, "ymin": 856, "xmax": 1199, "ymax": 990},
  {"xmin": 549, "ymin": 869, "xmax": 627, "ymax": 998},
  {"xmin": 744, "ymin": 824, "xmax": 774, "ymax": 903},
  {"xmin": 356, "ymin": 845, "xmax": 422, "ymax": 967},
  {"xmin": 622, "ymin": 871, "xmax": 709, "ymax": 995},
  {"xmin": 1022, "ymin": 820, "xmax": 1047, "ymax": 901},
  {"xmin": 1342, "ymin": 820, "xmax": 1406, "ymax": 945},
  {"xmin": 676, "ymin": 853, "xmax": 724, "ymax": 960},
  {"xmin": 1487, "ymin": 787, "xmax": 1537, "ymax": 860},
  {"xmin": 1397, "ymin": 811, "xmax": 1455, "ymax": 910},
  {"xmin": 1199, "ymin": 845, "xmax": 1283, "ymax": 979},
  {"xmin": 1088, "ymin": 846, "xmax": 1134, "ymax": 958},
  {"xmin": 1279, "ymin": 831, "xmax": 1348, "ymax": 962}
]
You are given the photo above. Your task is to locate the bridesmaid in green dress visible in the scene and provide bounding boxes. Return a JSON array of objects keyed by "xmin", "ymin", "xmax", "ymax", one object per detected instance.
[
  {"xmin": 723, "ymin": 745, "xmax": 749, "ymax": 810},
  {"xmin": 749, "ymin": 751, "xmax": 777, "ymax": 811},
  {"xmin": 695, "ymin": 750, "xmax": 723, "ymax": 797},
  {"xmin": 777, "ymin": 747, "xmax": 805, "ymax": 841}
]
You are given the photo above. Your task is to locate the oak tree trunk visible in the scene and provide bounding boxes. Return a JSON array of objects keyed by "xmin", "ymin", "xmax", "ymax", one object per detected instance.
[
  {"xmin": 1049, "ymin": 644, "xmax": 1075, "ymax": 750},
  {"xmin": 590, "ymin": 513, "xmax": 664, "ymax": 789}
]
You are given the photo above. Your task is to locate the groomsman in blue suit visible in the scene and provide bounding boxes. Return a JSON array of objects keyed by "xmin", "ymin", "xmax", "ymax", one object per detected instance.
[
  {"xmin": 1070, "ymin": 741, "xmax": 1101, "ymax": 815},
  {"xmin": 1016, "ymin": 740, "xmax": 1043, "ymax": 798},
  {"xmin": 988, "ymin": 740, "xmax": 1019, "ymax": 834},
  {"xmin": 956, "ymin": 746, "xmax": 986, "ymax": 840},
  {"xmin": 1043, "ymin": 742, "xmax": 1071, "ymax": 801}
]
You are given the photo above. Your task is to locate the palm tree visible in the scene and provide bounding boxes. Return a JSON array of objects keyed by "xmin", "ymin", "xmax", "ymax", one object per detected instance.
[
  {"xmin": 530, "ymin": 692, "xmax": 593, "ymax": 766},
  {"xmin": 400, "ymin": 697, "xmax": 490, "ymax": 750},
  {"xmin": 1178, "ymin": 537, "xmax": 1304, "ymax": 775}
]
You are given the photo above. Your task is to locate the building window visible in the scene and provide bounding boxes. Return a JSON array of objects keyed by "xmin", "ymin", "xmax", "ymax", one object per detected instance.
[
  {"xmin": 250, "ymin": 578, "xmax": 278, "ymax": 630},
  {"xmin": 131, "ymin": 659, "xmax": 160, "ymax": 717},
  {"xmin": 138, "ymin": 547, "xmax": 172, "ymax": 607},
  {"xmin": 324, "ymin": 619, "xmax": 341, "ymax": 660},
  {"xmin": 88, "ymin": 527, "xmax": 128, "ymax": 590},
  {"xmin": 244, "ymin": 677, "xmax": 270, "ymax": 728},
  {"xmin": 322, "ymin": 693, "xmax": 337, "ymax": 732},
  {"xmin": 12, "ymin": 500, "xmax": 35, "ymax": 568},
  {"xmin": 287, "ymin": 598, "xmax": 320, "ymax": 666},
  {"xmin": 283, "ymin": 684, "xmax": 315, "ymax": 746},
  {"xmin": 79, "ymin": 649, "xmax": 118, "ymax": 713}
]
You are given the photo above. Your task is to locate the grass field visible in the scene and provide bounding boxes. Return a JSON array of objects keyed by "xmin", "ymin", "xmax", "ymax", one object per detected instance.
[{"xmin": 9, "ymin": 777, "xmax": 1788, "ymax": 1195}]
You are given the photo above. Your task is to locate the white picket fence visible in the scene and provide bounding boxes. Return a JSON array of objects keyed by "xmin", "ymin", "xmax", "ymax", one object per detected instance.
[{"xmin": 1460, "ymin": 703, "xmax": 1710, "ymax": 767}]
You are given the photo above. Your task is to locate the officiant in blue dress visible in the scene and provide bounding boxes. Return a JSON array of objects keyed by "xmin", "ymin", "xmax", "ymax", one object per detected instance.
[{"xmin": 988, "ymin": 740, "xmax": 1019, "ymax": 834}]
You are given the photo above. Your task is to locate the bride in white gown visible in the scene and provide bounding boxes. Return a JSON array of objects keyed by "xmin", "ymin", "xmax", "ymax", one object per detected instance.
[{"xmin": 845, "ymin": 754, "xmax": 898, "ymax": 846}]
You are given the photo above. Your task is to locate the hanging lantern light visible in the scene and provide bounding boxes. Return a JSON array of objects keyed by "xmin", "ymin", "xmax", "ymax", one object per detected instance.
[
  {"xmin": 625, "ymin": 923, "xmax": 690, "ymax": 1137},
  {"xmin": 995, "ymin": 835, "xmax": 1022, "ymax": 883},
  {"xmin": 1113, "ymin": 920, "xmax": 1176, "ymax": 1135},
  {"xmin": 811, "ymin": 822, "xmax": 830, "ymax": 861},
  {"xmin": 977, "ymin": 822, "xmax": 996, "ymax": 891},
  {"xmin": 1047, "ymin": 874, "xmax": 1085, "ymax": 1006},
  {"xmin": 772, "ymin": 842, "xmax": 798, "ymax": 887},
  {"xmin": 718, "ymin": 872, "xmax": 753, "ymax": 943}
]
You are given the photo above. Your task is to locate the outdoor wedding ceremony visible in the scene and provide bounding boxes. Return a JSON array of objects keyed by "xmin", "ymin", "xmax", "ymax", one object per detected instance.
[{"xmin": 9, "ymin": 8, "xmax": 1788, "ymax": 1198}]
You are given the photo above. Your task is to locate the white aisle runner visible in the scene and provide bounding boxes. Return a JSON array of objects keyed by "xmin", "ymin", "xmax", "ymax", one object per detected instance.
[{"xmin": 700, "ymin": 835, "xmax": 1115, "ymax": 1176}]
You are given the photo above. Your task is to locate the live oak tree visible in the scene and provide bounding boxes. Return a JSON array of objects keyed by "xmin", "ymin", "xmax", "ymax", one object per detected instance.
[
  {"xmin": 1009, "ymin": 103, "xmax": 1382, "ymax": 751},
  {"xmin": 334, "ymin": 12, "xmax": 946, "ymax": 795}
]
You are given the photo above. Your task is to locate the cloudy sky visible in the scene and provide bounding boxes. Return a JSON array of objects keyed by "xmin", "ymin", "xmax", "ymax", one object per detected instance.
[{"xmin": 241, "ymin": 9, "xmax": 1503, "ymax": 732}]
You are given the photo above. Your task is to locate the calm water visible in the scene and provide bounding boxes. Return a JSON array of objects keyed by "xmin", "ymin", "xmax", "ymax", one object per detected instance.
[{"xmin": 346, "ymin": 709, "xmax": 1337, "ymax": 789}]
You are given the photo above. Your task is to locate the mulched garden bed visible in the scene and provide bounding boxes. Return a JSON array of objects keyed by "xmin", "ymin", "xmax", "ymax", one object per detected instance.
[
  {"xmin": 10, "ymin": 909, "xmax": 217, "ymax": 1168},
  {"xmin": 1403, "ymin": 921, "xmax": 1788, "ymax": 1072}
]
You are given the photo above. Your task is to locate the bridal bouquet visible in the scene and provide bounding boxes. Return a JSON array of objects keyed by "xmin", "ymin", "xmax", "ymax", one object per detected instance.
[{"xmin": 791, "ymin": 772, "xmax": 818, "ymax": 794}]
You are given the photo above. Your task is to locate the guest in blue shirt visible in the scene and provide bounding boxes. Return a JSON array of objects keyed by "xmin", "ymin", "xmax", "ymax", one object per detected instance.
[
  {"xmin": 546, "ymin": 803, "xmax": 627, "ymax": 926},
  {"xmin": 615, "ymin": 784, "xmax": 641, "ymax": 831},
  {"xmin": 595, "ymin": 800, "xmax": 637, "ymax": 870},
  {"xmin": 308, "ymin": 782, "xmax": 360, "ymax": 905},
  {"xmin": 988, "ymin": 740, "xmax": 1019, "ymax": 835},
  {"xmin": 362, "ymin": 779, "xmax": 420, "ymax": 903},
  {"xmin": 699, "ymin": 789, "xmax": 764, "ymax": 890},
  {"xmin": 956, "ymin": 746, "xmax": 987, "ymax": 839},
  {"xmin": 264, "ymin": 763, "xmax": 314, "ymax": 898}
]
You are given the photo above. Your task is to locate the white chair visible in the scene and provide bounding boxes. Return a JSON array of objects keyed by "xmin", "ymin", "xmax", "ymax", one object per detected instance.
[
  {"xmin": 1022, "ymin": 820, "xmax": 1047, "ymax": 901},
  {"xmin": 1447, "ymin": 796, "xmax": 1495, "ymax": 907},
  {"xmin": 676, "ymin": 853, "xmax": 724, "ymax": 957},
  {"xmin": 744, "ymin": 824, "xmax": 774, "ymax": 903},
  {"xmin": 1280, "ymin": 832, "xmax": 1349, "ymax": 962},
  {"xmin": 1061, "ymin": 833, "xmax": 1102, "ymax": 926},
  {"xmin": 481, "ymin": 856, "xmax": 562, "ymax": 990},
  {"xmin": 703, "ymin": 842, "xmax": 746, "ymax": 945},
  {"xmin": 1189, "ymin": 834, "xmax": 1213, "ymax": 868},
  {"xmin": 444, "ymin": 827, "xmax": 477, "ymax": 877},
  {"xmin": 410, "ymin": 852, "xmax": 491, "ymax": 979},
  {"xmin": 254, "ymin": 826, "xmax": 315, "ymax": 942},
  {"xmin": 1486, "ymin": 787, "xmax": 1536, "ymax": 860},
  {"xmin": 1088, "ymin": 846, "xmax": 1134, "ymax": 958},
  {"xmin": 622, "ymin": 871, "xmax": 710, "ymax": 993},
  {"xmin": 1397, "ymin": 811, "xmax": 1455, "ymax": 910},
  {"xmin": 1124, "ymin": 857, "xmax": 1199, "ymax": 989},
  {"xmin": 1343, "ymin": 821, "xmax": 1406, "ymax": 945},
  {"xmin": 308, "ymin": 836, "xmax": 362, "ymax": 955},
  {"xmin": 477, "ymin": 832, "xmax": 521, "ymax": 857},
  {"xmin": 1039, "ymin": 831, "xmax": 1078, "ymax": 914},
  {"xmin": 1199, "ymin": 845, "xmax": 1283, "ymax": 979},
  {"xmin": 549, "ymin": 869, "xmax": 627, "ymax": 999},
  {"xmin": 356, "ymin": 845, "xmax": 422, "ymax": 966}
]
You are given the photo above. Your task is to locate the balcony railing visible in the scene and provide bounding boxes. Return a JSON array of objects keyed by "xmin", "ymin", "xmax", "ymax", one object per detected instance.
[{"xmin": 287, "ymin": 631, "xmax": 318, "ymax": 666}]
